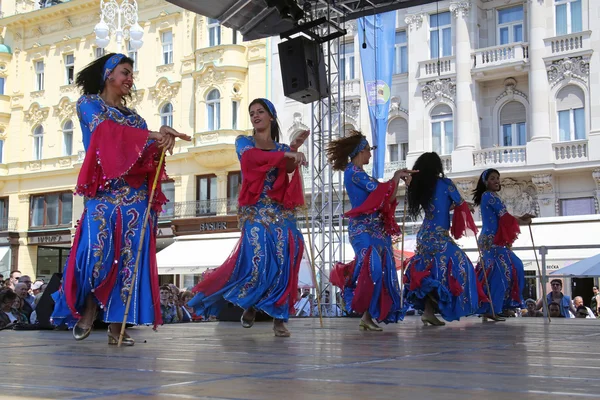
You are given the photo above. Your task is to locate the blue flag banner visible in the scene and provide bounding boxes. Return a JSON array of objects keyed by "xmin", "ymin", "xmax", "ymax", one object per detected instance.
[{"xmin": 358, "ymin": 12, "xmax": 396, "ymax": 179}]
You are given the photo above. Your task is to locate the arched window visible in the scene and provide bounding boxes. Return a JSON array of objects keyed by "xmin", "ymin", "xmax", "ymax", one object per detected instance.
[
  {"xmin": 430, "ymin": 104, "xmax": 453, "ymax": 155},
  {"xmin": 557, "ymin": 85, "xmax": 585, "ymax": 142},
  {"xmin": 33, "ymin": 125, "xmax": 44, "ymax": 160},
  {"xmin": 206, "ymin": 89, "xmax": 221, "ymax": 131},
  {"xmin": 387, "ymin": 117, "xmax": 408, "ymax": 163},
  {"xmin": 62, "ymin": 120, "xmax": 74, "ymax": 156},
  {"xmin": 499, "ymin": 101, "xmax": 526, "ymax": 146},
  {"xmin": 160, "ymin": 103, "xmax": 173, "ymax": 127}
]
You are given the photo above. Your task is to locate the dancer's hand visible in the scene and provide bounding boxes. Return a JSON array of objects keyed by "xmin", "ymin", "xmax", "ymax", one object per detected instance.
[
  {"xmin": 394, "ymin": 168, "xmax": 418, "ymax": 186},
  {"xmin": 285, "ymin": 151, "xmax": 307, "ymax": 166},
  {"xmin": 290, "ymin": 130, "xmax": 310, "ymax": 151},
  {"xmin": 466, "ymin": 202, "xmax": 475, "ymax": 213},
  {"xmin": 159, "ymin": 126, "xmax": 192, "ymax": 154},
  {"xmin": 149, "ymin": 131, "xmax": 172, "ymax": 152},
  {"xmin": 519, "ymin": 213, "xmax": 535, "ymax": 225}
]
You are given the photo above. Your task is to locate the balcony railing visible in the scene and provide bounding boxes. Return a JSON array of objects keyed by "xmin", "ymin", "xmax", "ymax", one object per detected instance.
[
  {"xmin": 440, "ymin": 155, "xmax": 452, "ymax": 173},
  {"xmin": 545, "ymin": 31, "xmax": 591, "ymax": 57},
  {"xmin": 0, "ymin": 217, "xmax": 18, "ymax": 232},
  {"xmin": 553, "ymin": 140, "xmax": 588, "ymax": 162},
  {"xmin": 332, "ymin": 79, "xmax": 361, "ymax": 98},
  {"xmin": 473, "ymin": 42, "xmax": 529, "ymax": 69},
  {"xmin": 418, "ymin": 56, "xmax": 455, "ymax": 80},
  {"xmin": 473, "ymin": 146, "xmax": 527, "ymax": 167},
  {"xmin": 160, "ymin": 199, "xmax": 238, "ymax": 219}
]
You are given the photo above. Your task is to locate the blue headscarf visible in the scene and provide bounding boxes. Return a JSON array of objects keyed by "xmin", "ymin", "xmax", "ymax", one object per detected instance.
[
  {"xmin": 349, "ymin": 136, "xmax": 369, "ymax": 159},
  {"xmin": 259, "ymin": 98, "xmax": 277, "ymax": 119},
  {"xmin": 482, "ymin": 168, "xmax": 493, "ymax": 182},
  {"xmin": 103, "ymin": 53, "xmax": 126, "ymax": 82}
]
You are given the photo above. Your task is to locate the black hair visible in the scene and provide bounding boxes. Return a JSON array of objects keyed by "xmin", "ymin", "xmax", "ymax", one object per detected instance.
[
  {"xmin": 75, "ymin": 53, "xmax": 135, "ymax": 100},
  {"xmin": 550, "ymin": 279, "xmax": 563, "ymax": 287},
  {"xmin": 407, "ymin": 152, "xmax": 444, "ymax": 219},
  {"xmin": 472, "ymin": 168, "xmax": 500, "ymax": 206},
  {"xmin": 326, "ymin": 131, "xmax": 366, "ymax": 171},
  {"xmin": 248, "ymin": 98, "xmax": 281, "ymax": 142}
]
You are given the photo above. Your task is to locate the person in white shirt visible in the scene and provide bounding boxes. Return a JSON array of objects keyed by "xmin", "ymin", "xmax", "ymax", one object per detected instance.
[{"xmin": 573, "ymin": 296, "xmax": 596, "ymax": 319}]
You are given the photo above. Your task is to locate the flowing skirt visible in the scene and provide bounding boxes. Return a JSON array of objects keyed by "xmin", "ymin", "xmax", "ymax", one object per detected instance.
[
  {"xmin": 476, "ymin": 236, "xmax": 525, "ymax": 315},
  {"xmin": 187, "ymin": 199, "xmax": 304, "ymax": 322},
  {"xmin": 331, "ymin": 216, "xmax": 403, "ymax": 323},
  {"xmin": 403, "ymin": 229, "xmax": 480, "ymax": 322},
  {"xmin": 52, "ymin": 180, "xmax": 161, "ymax": 328}
]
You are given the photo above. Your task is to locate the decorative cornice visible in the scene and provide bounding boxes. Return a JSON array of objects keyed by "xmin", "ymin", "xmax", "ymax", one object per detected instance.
[
  {"xmin": 592, "ymin": 168, "xmax": 600, "ymax": 190},
  {"xmin": 496, "ymin": 77, "xmax": 528, "ymax": 103},
  {"xmin": 53, "ymin": 97, "xmax": 76, "ymax": 122},
  {"xmin": 547, "ymin": 56, "xmax": 589, "ymax": 88},
  {"xmin": 449, "ymin": 1, "xmax": 471, "ymax": 18},
  {"xmin": 421, "ymin": 79, "xmax": 456, "ymax": 106},
  {"xmin": 24, "ymin": 102, "xmax": 49, "ymax": 125},
  {"xmin": 404, "ymin": 13, "xmax": 424, "ymax": 31},
  {"xmin": 532, "ymin": 174, "xmax": 555, "ymax": 195},
  {"xmin": 287, "ymin": 113, "xmax": 309, "ymax": 137},
  {"xmin": 150, "ymin": 79, "xmax": 180, "ymax": 104}
]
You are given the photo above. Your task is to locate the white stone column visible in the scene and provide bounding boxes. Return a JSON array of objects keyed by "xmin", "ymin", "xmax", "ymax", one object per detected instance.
[
  {"xmin": 450, "ymin": 1, "xmax": 476, "ymax": 172},
  {"xmin": 593, "ymin": 169, "xmax": 600, "ymax": 213},
  {"xmin": 532, "ymin": 174, "xmax": 557, "ymax": 217},
  {"xmin": 588, "ymin": 1, "xmax": 600, "ymax": 161},
  {"xmin": 525, "ymin": 0, "xmax": 553, "ymax": 164},
  {"xmin": 405, "ymin": 13, "xmax": 427, "ymax": 170},
  {"xmin": 216, "ymin": 171, "xmax": 228, "ymax": 215}
]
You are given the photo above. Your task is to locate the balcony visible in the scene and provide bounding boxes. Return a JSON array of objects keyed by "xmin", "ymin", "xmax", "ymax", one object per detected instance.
[
  {"xmin": 544, "ymin": 31, "xmax": 592, "ymax": 60},
  {"xmin": 161, "ymin": 199, "xmax": 238, "ymax": 220},
  {"xmin": 473, "ymin": 146, "xmax": 527, "ymax": 167},
  {"xmin": 418, "ymin": 56, "xmax": 455, "ymax": 82},
  {"xmin": 472, "ymin": 42, "xmax": 529, "ymax": 81},
  {"xmin": 0, "ymin": 217, "xmax": 18, "ymax": 231},
  {"xmin": 331, "ymin": 79, "xmax": 361, "ymax": 98},
  {"xmin": 553, "ymin": 140, "xmax": 588, "ymax": 163}
]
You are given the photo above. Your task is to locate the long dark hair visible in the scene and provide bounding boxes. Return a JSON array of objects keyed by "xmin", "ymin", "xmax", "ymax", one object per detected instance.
[
  {"xmin": 76, "ymin": 53, "xmax": 135, "ymax": 99},
  {"xmin": 248, "ymin": 98, "xmax": 280, "ymax": 142},
  {"xmin": 472, "ymin": 168, "xmax": 500, "ymax": 206},
  {"xmin": 326, "ymin": 131, "xmax": 365, "ymax": 171},
  {"xmin": 407, "ymin": 152, "xmax": 445, "ymax": 219}
]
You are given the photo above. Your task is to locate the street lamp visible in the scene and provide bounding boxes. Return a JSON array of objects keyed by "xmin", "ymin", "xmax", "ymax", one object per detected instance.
[{"xmin": 94, "ymin": 0, "xmax": 144, "ymax": 50}]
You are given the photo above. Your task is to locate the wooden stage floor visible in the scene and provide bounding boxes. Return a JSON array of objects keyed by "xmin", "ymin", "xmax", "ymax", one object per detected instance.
[{"xmin": 2, "ymin": 316, "xmax": 599, "ymax": 399}]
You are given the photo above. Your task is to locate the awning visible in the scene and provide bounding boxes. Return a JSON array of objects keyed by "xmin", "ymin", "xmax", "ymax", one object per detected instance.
[{"xmin": 157, "ymin": 236, "xmax": 239, "ymax": 275}]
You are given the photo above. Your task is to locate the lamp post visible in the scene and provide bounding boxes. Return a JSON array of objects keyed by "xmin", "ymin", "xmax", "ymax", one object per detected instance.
[{"xmin": 94, "ymin": 0, "xmax": 144, "ymax": 50}]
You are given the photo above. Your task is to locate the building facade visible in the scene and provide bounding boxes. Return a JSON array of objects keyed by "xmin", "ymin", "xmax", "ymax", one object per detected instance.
[
  {"xmin": 270, "ymin": 0, "xmax": 600, "ymax": 299},
  {"xmin": 0, "ymin": 0, "xmax": 267, "ymax": 285}
]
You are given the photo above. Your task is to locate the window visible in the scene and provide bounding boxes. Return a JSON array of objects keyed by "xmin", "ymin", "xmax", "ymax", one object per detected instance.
[
  {"xmin": 127, "ymin": 41, "xmax": 138, "ymax": 71},
  {"xmin": 232, "ymin": 29, "xmax": 242, "ymax": 45},
  {"xmin": 0, "ymin": 198, "xmax": 7, "ymax": 231},
  {"xmin": 30, "ymin": 192, "xmax": 73, "ymax": 228},
  {"xmin": 0, "ymin": 77, "xmax": 5, "ymax": 95},
  {"xmin": 430, "ymin": 12, "xmax": 452, "ymax": 58},
  {"xmin": 196, "ymin": 175, "xmax": 217, "ymax": 215},
  {"xmin": 33, "ymin": 125, "xmax": 44, "ymax": 160},
  {"xmin": 232, "ymin": 100, "xmax": 239, "ymax": 130},
  {"xmin": 498, "ymin": 5, "xmax": 524, "ymax": 44},
  {"xmin": 162, "ymin": 30, "xmax": 173, "ymax": 65},
  {"xmin": 208, "ymin": 18, "xmax": 221, "ymax": 46},
  {"xmin": 555, "ymin": 0, "xmax": 582, "ymax": 36},
  {"xmin": 0, "ymin": 139, "xmax": 3, "ymax": 164},
  {"xmin": 387, "ymin": 117, "xmax": 408, "ymax": 162},
  {"xmin": 227, "ymin": 171, "xmax": 241, "ymax": 214},
  {"xmin": 560, "ymin": 197, "xmax": 594, "ymax": 216},
  {"xmin": 394, "ymin": 31, "xmax": 408, "ymax": 74},
  {"xmin": 206, "ymin": 89, "xmax": 221, "ymax": 131},
  {"xmin": 500, "ymin": 101, "xmax": 527, "ymax": 146},
  {"xmin": 95, "ymin": 47, "xmax": 105, "ymax": 59},
  {"xmin": 62, "ymin": 120, "xmax": 74, "ymax": 156},
  {"xmin": 557, "ymin": 85, "xmax": 585, "ymax": 141},
  {"xmin": 431, "ymin": 104, "xmax": 454, "ymax": 155},
  {"xmin": 339, "ymin": 42, "xmax": 355, "ymax": 81},
  {"xmin": 160, "ymin": 103, "xmax": 173, "ymax": 127},
  {"xmin": 35, "ymin": 61, "xmax": 44, "ymax": 91},
  {"xmin": 64, "ymin": 54, "xmax": 74, "ymax": 85},
  {"xmin": 161, "ymin": 181, "xmax": 175, "ymax": 218}
]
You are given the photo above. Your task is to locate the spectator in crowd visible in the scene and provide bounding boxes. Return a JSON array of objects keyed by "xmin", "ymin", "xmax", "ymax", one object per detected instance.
[
  {"xmin": 10, "ymin": 293, "xmax": 30, "ymax": 324},
  {"xmin": 523, "ymin": 299, "xmax": 543, "ymax": 317},
  {"xmin": 160, "ymin": 285, "xmax": 180, "ymax": 324},
  {"xmin": 9, "ymin": 270, "xmax": 21, "ymax": 287},
  {"xmin": 573, "ymin": 296, "xmax": 596, "ymax": 319},
  {"xmin": 537, "ymin": 279, "xmax": 576, "ymax": 318},
  {"xmin": 548, "ymin": 302, "xmax": 563, "ymax": 318},
  {"xmin": 2, "ymin": 279, "xmax": 11, "ymax": 289},
  {"xmin": 179, "ymin": 291, "xmax": 200, "ymax": 322},
  {"xmin": 32, "ymin": 281, "xmax": 44, "ymax": 296},
  {"xmin": 14, "ymin": 283, "xmax": 33, "ymax": 321},
  {"xmin": 1, "ymin": 290, "xmax": 28, "ymax": 329},
  {"xmin": 591, "ymin": 286, "xmax": 600, "ymax": 317},
  {"xmin": 295, "ymin": 289, "xmax": 312, "ymax": 317},
  {"xmin": 18, "ymin": 276, "xmax": 35, "ymax": 307}
]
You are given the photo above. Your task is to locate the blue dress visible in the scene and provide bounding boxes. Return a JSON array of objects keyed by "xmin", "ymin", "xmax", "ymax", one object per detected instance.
[
  {"xmin": 187, "ymin": 136, "xmax": 304, "ymax": 322},
  {"xmin": 331, "ymin": 163, "xmax": 403, "ymax": 323},
  {"xmin": 403, "ymin": 178, "xmax": 479, "ymax": 322},
  {"xmin": 52, "ymin": 95, "xmax": 164, "ymax": 328},
  {"xmin": 476, "ymin": 191, "xmax": 525, "ymax": 315}
]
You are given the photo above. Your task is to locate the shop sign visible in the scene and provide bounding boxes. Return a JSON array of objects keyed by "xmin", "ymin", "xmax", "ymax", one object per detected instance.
[
  {"xmin": 199, "ymin": 221, "xmax": 228, "ymax": 232},
  {"xmin": 31, "ymin": 234, "xmax": 71, "ymax": 244}
]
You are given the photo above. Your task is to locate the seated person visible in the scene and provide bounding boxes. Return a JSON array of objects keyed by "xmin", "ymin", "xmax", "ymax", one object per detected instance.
[{"xmin": 523, "ymin": 298, "xmax": 543, "ymax": 317}]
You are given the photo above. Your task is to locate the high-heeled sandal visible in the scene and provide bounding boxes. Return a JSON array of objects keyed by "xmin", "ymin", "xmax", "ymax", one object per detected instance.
[
  {"xmin": 359, "ymin": 319, "xmax": 383, "ymax": 331},
  {"xmin": 73, "ymin": 308, "xmax": 98, "ymax": 341},
  {"xmin": 107, "ymin": 328, "xmax": 135, "ymax": 346},
  {"xmin": 421, "ymin": 315, "xmax": 446, "ymax": 326},
  {"xmin": 240, "ymin": 309, "xmax": 256, "ymax": 328},
  {"xmin": 482, "ymin": 314, "xmax": 506, "ymax": 322},
  {"xmin": 273, "ymin": 320, "xmax": 291, "ymax": 337}
]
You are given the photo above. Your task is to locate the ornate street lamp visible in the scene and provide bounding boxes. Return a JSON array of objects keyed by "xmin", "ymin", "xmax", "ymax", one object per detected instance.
[{"xmin": 94, "ymin": 0, "xmax": 144, "ymax": 50}]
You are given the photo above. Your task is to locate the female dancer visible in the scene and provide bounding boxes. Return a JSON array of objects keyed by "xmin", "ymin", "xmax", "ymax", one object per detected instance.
[
  {"xmin": 188, "ymin": 98, "xmax": 307, "ymax": 337},
  {"xmin": 403, "ymin": 152, "xmax": 482, "ymax": 326},
  {"xmin": 51, "ymin": 53, "xmax": 190, "ymax": 345},
  {"xmin": 328, "ymin": 132, "xmax": 415, "ymax": 331},
  {"xmin": 472, "ymin": 168, "xmax": 532, "ymax": 321}
]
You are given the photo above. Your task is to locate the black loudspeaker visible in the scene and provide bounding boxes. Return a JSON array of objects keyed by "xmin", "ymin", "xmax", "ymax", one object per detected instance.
[
  {"xmin": 217, "ymin": 302, "xmax": 271, "ymax": 322},
  {"xmin": 278, "ymin": 36, "xmax": 328, "ymax": 104},
  {"xmin": 36, "ymin": 272, "xmax": 63, "ymax": 328}
]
